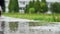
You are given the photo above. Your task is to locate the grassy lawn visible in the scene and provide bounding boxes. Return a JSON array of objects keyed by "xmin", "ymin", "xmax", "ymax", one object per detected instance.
[
  {"xmin": 2, "ymin": 13, "xmax": 60, "ymax": 30},
  {"xmin": 3, "ymin": 13, "xmax": 60, "ymax": 26},
  {"xmin": 3, "ymin": 13, "xmax": 54, "ymax": 22}
]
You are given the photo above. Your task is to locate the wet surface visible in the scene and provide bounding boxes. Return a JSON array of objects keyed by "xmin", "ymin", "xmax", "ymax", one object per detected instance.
[
  {"xmin": 0, "ymin": 31, "xmax": 4, "ymax": 34},
  {"xmin": 30, "ymin": 23, "xmax": 60, "ymax": 34},
  {"xmin": 0, "ymin": 16, "xmax": 60, "ymax": 34}
]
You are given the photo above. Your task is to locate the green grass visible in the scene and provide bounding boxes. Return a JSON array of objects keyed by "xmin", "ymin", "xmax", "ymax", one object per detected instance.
[
  {"xmin": 3, "ymin": 13, "xmax": 54, "ymax": 22},
  {"xmin": 3, "ymin": 13, "xmax": 60, "ymax": 26}
]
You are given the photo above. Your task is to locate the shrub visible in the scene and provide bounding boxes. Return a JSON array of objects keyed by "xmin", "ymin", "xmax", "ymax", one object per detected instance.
[
  {"xmin": 50, "ymin": 2, "xmax": 60, "ymax": 13},
  {"xmin": 56, "ymin": 16, "xmax": 60, "ymax": 22},
  {"xmin": 25, "ymin": 0, "xmax": 48, "ymax": 13},
  {"xmin": 35, "ymin": 0, "xmax": 41, "ymax": 13},
  {"xmin": 29, "ymin": 8, "xmax": 35, "ymax": 14},
  {"xmin": 53, "ymin": 15, "xmax": 60, "ymax": 22},
  {"xmin": 41, "ymin": 0, "xmax": 48, "ymax": 13},
  {"xmin": 25, "ymin": 0, "xmax": 35, "ymax": 13}
]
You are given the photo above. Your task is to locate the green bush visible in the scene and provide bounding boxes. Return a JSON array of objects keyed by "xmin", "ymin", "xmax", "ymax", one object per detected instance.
[
  {"xmin": 25, "ymin": 0, "xmax": 48, "ymax": 13},
  {"xmin": 53, "ymin": 16, "xmax": 60, "ymax": 22},
  {"xmin": 25, "ymin": 0, "xmax": 35, "ymax": 13},
  {"xmin": 50, "ymin": 2, "xmax": 60, "ymax": 13},
  {"xmin": 56, "ymin": 16, "xmax": 60, "ymax": 22},
  {"xmin": 34, "ymin": 0, "xmax": 41, "ymax": 13},
  {"xmin": 40, "ymin": 0, "xmax": 48, "ymax": 13},
  {"xmin": 29, "ymin": 8, "xmax": 35, "ymax": 14}
]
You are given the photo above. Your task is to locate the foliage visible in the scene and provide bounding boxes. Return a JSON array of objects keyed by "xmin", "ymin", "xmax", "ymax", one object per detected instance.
[
  {"xmin": 29, "ymin": 8, "xmax": 35, "ymax": 14},
  {"xmin": 50, "ymin": 2, "xmax": 60, "ymax": 13},
  {"xmin": 52, "ymin": 14, "xmax": 60, "ymax": 22},
  {"xmin": 25, "ymin": 5, "xmax": 29, "ymax": 13},
  {"xmin": 3, "ymin": 13, "xmax": 60, "ymax": 26},
  {"xmin": 41, "ymin": 0, "xmax": 46, "ymax": 3},
  {"xmin": 25, "ymin": 0, "xmax": 35, "ymax": 13},
  {"xmin": 3, "ymin": 2, "xmax": 5, "ymax": 12},
  {"xmin": 29, "ymin": 1, "xmax": 35, "ymax": 8},
  {"xmin": 0, "ymin": 0, "xmax": 5, "ymax": 12},
  {"xmin": 25, "ymin": 0, "xmax": 48, "ymax": 13},
  {"xmin": 3, "ymin": 13, "xmax": 56, "ymax": 22},
  {"xmin": 35, "ymin": 0, "xmax": 41, "ymax": 13},
  {"xmin": 41, "ymin": 0, "xmax": 48, "ymax": 13},
  {"xmin": 56, "ymin": 16, "xmax": 60, "ymax": 22},
  {"xmin": 8, "ymin": 0, "xmax": 19, "ymax": 13}
]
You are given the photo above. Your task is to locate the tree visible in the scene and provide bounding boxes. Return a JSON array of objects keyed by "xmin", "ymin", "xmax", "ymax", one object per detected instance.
[
  {"xmin": 50, "ymin": 2, "xmax": 60, "ymax": 13},
  {"xmin": 25, "ymin": 5, "xmax": 29, "ymax": 13},
  {"xmin": 0, "ymin": 0, "xmax": 5, "ymax": 12},
  {"xmin": 41, "ymin": 0, "xmax": 46, "ymax": 3},
  {"xmin": 8, "ymin": 0, "xmax": 19, "ymax": 13},
  {"xmin": 41, "ymin": 0, "xmax": 48, "ymax": 13},
  {"xmin": 35, "ymin": 0, "xmax": 41, "ymax": 13},
  {"xmin": 25, "ymin": 0, "xmax": 35, "ymax": 13},
  {"xmin": 50, "ymin": 2, "xmax": 60, "ymax": 22},
  {"xmin": 28, "ymin": 0, "xmax": 35, "ymax": 8}
]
